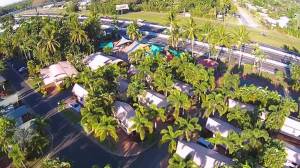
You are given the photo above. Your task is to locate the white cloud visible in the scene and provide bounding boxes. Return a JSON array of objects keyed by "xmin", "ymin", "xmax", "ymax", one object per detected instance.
[{"xmin": 0, "ymin": 0, "xmax": 25, "ymax": 7}]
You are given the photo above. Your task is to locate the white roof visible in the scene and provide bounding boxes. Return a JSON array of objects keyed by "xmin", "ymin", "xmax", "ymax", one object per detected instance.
[
  {"xmin": 206, "ymin": 117, "xmax": 241, "ymax": 137},
  {"xmin": 72, "ymin": 84, "xmax": 88, "ymax": 99},
  {"xmin": 138, "ymin": 90, "xmax": 168, "ymax": 108},
  {"xmin": 176, "ymin": 141, "xmax": 233, "ymax": 168},
  {"xmin": 115, "ymin": 36, "xmax": 131, "ymax": 47},
  {"xmin": 280, "ymin": 117, "xmax": 300, "ymax": 140},
  {"xmin": 285, "ymin": 143, "xmax": 300, "ymax": 165},
  {"xmin": 173, "ymin": 81, "xmax": 194, "ymax": 96},
  {"xmin": 113, "ymin": 101, "xmax": 135, "ymax": 133},
  {"xmin": 228, "ymin": 99, "xmax": 255, "ymax": 111},
  {"xmin": 83, "ymin": 53, "xmax": 123, "ymax": 70}
]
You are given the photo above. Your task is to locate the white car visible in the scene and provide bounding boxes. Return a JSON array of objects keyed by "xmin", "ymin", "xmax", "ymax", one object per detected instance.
[{"xmin": 68, "ymin": 103, "xmax": 81, "ymax": 113}]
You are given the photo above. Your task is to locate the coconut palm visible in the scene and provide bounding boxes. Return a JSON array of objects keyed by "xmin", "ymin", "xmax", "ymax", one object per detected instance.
[
  {"xmin": 252, "ymin": 44, "xmax": 266, "ymax": 74},
  {"xmin": 152, "ymin": 67, "xmax": 174, "ymax": 96},
  {"xmin": 233, "ymin": 26, "xmax": 250, "ymax": 68},
  {"xmin": 38, "ymin": 23, "xmax": 60, "ymax": 55},
  {"xmin": 175, "ymin": 117, "xmax": 201, "ymax": 142},
  {"xmin": 130, "ymin": 111, "xmax": 153, "ymax": 141},
  {"xmin": 94, "ymin": 115, "xmax": 118, "ymax": 142},
  {"xmin": 201, "ymin": 92, "xmax": 228, "ymax": 118},
  {"xmin": 126, "ymin": 21, "xmax": 142, "ymax": 41},
  {"xmin": 169, "ymin": 23, "xmax": 181, "ymax": 49},
  {"xmin": 160, "ymin": 126, "xmax": 183, "ymax": 153},
  {"xmin": 168, "ymin": 90, "xmax": 191, "ymax": 119},
  {"xmin": 8, "ymin": 144, "xmax": 26, "ymax": 168},
  {"xmin": 214, "ymin": 26, "xmax": 231, "ymax": 60},
  {"xmin": 182, "ymin": 17, "xmax": 198, "ymax": 57}
]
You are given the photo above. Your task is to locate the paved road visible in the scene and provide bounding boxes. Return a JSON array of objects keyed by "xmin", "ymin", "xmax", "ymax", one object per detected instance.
[{"xmin": 4, "ymin": 65, "xmax": 169, "ymax": 168}]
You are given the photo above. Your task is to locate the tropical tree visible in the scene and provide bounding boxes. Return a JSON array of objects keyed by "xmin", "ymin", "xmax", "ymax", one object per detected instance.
[
  {"xmin": 126, "ymin": 21, "xmax": 142, "ymax": 41},
  {"xmin": 38, "ymin": 23, "xmax": 60, "ymax": 55},
  {"xmin": 160, "ymin": 126, "xmax": 183, "ymax": 153},
  {"xmin": 168, "ymin": 153, "xmax": 198, "ymax": 168},
  {"xmin": 94, "ymin": 115, "xmax": 118, "ymax": 142},
  {"xmin": 182, "ymin": 17, "xmax": 198, "ymax": 57},
  {"xmin": 169, "ymin": 23, "xmax": 181, "ymax": 49},
  {"xmin": 168, "ymin": 90, "xmax": 191, "ymax": 119},
  {"xmin": 290, "ymin": 63, "xmax": 300, "ymax": 91},
  {"xmin": 252, "ymin": 44, "xmax": 266, "ymax": 74},
  {"xmin": 175, "ymin": 117, "xmax": 201, "ymax": 142},
  {"xmin": 0, "ymin": 60, "xmax": 6, "ymax": 74},
  {"xmin": 130, "ymin": 111, "xmax": 153, "ymax": 141},
  {"xmin": 152, "ymin": 67, "xmax": 174, "ymax": 96},
  {"xmin": 8, "ymin": 144, "xmax": 26, "ymax": 168},
  {"xmin": 214, "ymin": 26, "xmax": 231, "ymax": 60},
  {"xmin": 201, "ymin": 92, "xmax": 228, "ymax": 118},
  {"xmin": 233, "ymin": 26, "xmax": 250, "ymax": 68}
]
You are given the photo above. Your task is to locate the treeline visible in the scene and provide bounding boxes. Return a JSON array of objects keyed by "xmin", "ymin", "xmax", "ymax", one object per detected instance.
[
  {"xmin": 89, "ymin": 0, "xmax": 237, "ymax": 18},
  {"xmin": 0, "ymin": 0, "xmax": 31, "ymax": 16}
]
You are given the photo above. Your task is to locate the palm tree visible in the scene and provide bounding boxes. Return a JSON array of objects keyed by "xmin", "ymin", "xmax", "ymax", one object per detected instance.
[
  {"xmin": 94, "ymin": 115, "xmax": 118, "ymax": 142},
  {"xmin": 175, "ymin": 117, "xmax": 202, "ymax": 142},
  {"xmin": 168, "ymin": 90, "xmax": 191, "ymax": 119},
  {"xmin": 150, "ymin": 104, "xmax": 167, "ymax": 123},
  {"xmin": 182, "ymin": 17, "xmax": 198, "ymax": 57},
  {"xmin": 8, "ymin": 144, "xmax": 26, "ymax": 168},
  {"xmin": 252, "ymin": 44, "xmax": 266, "ymax": 74},
  {"xmin": 233, "ymin": 26, "xmax": 250, "ymax": 68},
  {"xmin": 168, "ymin": 153, "xmax": 198, "ymax": 168},
  {"xmin": 130, "ymin": 111, "xmax": 153, "ymax": 141},
  {"xmin": 160, "ymin": 126, "xmax": 183, "ymax": 153},
  {"xmin": 126, "ymin": 21, "xmax": 142, "ymax": 41},
  {"xmin": 214, "ymin": 26, "xmax": 231, "ymax": 60},
  {"xmin": 38, "ymin": 23, "xmax": 60, "ymax": 55},
  {"xmin": 201, "ymin": 92, "xmax": 228, "ymax": 118},
  {"xmin": 168, "ymin": 23, "xmax": 181, "ymax": 49},
  {"xmin": 152, "ymin": 67, "xmax": 174, "ymax": 96}
]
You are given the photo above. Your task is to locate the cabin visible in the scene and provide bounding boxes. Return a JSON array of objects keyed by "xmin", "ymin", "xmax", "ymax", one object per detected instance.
[
  {"xmin": 173, "ymin": 81, "xmax": 194, "ymax": 96},
  {"xmin": 176, "ymin": 140, "xmax": 233, "ymax": 168},
  {"xmin": 40, "ymin": 61, "xmax": 78, "ymax": 87},
  {"xmin": 113, "ymin": 101, "xmax": 135, "ymax": 134},
  {"xmin": 138, "ymin": 90, "xmax": 168, "ymax": 108}
]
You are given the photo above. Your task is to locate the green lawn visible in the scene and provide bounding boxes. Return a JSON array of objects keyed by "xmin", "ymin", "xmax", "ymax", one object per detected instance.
[{"xmin": 61, "ymin": 108, "xmax": 81, "ymax": 124}]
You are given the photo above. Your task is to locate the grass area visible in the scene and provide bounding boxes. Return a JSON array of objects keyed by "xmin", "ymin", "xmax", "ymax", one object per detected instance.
[
  {"xmin": 18, "ymin": 8, "xmax": 300, "ymax": 51},
  {"xmin": 60, "ymin": 108, "xmax": 81, "ymax": 124},
  {"xmin": 25, "ymin": 78, "xmax": 39, "ymax": 90}
]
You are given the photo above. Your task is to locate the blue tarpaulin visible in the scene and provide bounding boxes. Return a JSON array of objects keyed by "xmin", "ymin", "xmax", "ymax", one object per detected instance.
[
  {"xmin": 150, "ymin": 44, "xmax": 164, "ymax": 56},
  {"xmin": 99, "ymin": 41, "xmax": 113, "ymax": 49}
]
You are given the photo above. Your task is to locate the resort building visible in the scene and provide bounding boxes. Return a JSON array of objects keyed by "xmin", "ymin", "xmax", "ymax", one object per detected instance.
[
  {"xmin": 280, "ymin": 117, "xmax": 300, "ymax": 142},
  {"xmin": 138, "ymin": 90, "xmax": 168, "ymax": 108},
  {"xmin": 113, "ymin": 101, "xmax": 136, "ymax": 134},
  {"xmin": 40, "ymin": 61, "xmax": 78, "ymax": 86},
  {"xmin": 176, "ymin": 140, "xmax": 233, "ymax": 168},
  {"xmin": 83, "ymin": 52, "xmax": 124, "ymax": 71},
  {"xmin": 205, "ymin": 115, "xmax": 300, "ymax": 167}
]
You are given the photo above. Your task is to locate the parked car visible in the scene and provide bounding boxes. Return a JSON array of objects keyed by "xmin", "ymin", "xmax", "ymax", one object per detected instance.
[
  {"xmin": 68, "ymin": 102, "xmax": 81, "ymax": 113},
  {"xmin": 18, "ymin": 67, "xmax": 27, "ymax": 73},
  {"xmin": 197, "ymin": 137, "xmax": 214, "ymax": 149}
]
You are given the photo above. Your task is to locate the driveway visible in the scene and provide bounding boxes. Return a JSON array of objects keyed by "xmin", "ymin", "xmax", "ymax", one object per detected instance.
[{"xmin": 4, "ymin": 65, "xmax": 168, "ymax": 168}]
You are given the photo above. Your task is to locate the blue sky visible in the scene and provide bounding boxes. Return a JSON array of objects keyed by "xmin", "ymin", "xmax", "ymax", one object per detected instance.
[{"xmin": 0, "ymin": 0, "xmax": 25, "ymax": 7}]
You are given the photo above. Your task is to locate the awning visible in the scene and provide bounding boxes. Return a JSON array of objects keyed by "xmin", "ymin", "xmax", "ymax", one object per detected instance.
[{"xmin": 115, "ymin": 36, "xmax": 131, "ymax": 47}]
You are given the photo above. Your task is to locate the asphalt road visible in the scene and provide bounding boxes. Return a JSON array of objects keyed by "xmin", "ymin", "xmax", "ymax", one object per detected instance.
[{"xmin": 4, "ymin": 65, "xmax": 169, "ymax": 168}]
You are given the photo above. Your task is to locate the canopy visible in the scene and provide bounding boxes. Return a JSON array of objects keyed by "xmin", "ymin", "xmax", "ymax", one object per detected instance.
[
  {"xmin": 150, "ymin": 44, "xmax": 164, "ymax": 56},
  {"xmin": 169, "ymin": 48, "xmax": 182, "ymax": 57},
  {"xmin": 99, "ymin": 41, "xmax": 113, "ymax": 49},
  {"xmin": 115, "ymin": 36, "xmax": 131, "ymax": 47}
]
